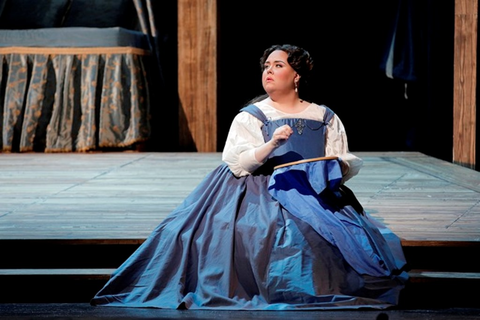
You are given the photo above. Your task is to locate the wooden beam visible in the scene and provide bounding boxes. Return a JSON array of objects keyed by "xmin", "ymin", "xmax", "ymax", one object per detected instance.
[
  {"xmin": 453, "ymin": 0, "xmax": 477, "ymax": 169},
  {"xmin": 177, "ymin": 0, "xmax": 217, "ymax": 152}
]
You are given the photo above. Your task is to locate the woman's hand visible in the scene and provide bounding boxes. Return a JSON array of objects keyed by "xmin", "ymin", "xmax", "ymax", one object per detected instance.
[
  {"xmin": 254, "ymin": 124, "xmax": 293, "ymax": 163},
  {"xmin": 270, "ymin": 125, "xmax": 293, "ymax": 147}
]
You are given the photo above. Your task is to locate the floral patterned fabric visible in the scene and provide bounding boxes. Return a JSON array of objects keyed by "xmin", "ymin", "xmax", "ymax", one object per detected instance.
[
  {"xmin": 0, "ymin": 0, "xmax": 159, "ymax": 153},
  {"xmin": 0, "ymin": 48, "xmax": 151, "ymax": 153}
]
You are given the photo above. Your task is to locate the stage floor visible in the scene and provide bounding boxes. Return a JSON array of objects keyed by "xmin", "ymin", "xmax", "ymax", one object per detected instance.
[
  {"xmin": 0, "ymin": 303, "xmax": 479, "ymax": 320},
  {"xmin": 1, "ymin": 151, "xmax": 480, "ymax": 314},
  {"xmin": 1, "ymin": 151, "xmax": 479, "ymax": 244}
]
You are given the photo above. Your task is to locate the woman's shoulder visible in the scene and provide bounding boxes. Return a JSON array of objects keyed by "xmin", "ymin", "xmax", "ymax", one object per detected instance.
[
  {"xmin": 252, "ymin": 99, "xmax": 271, "ymax": 111},
  {"xmin": 309, "ymin": 102, "xmax": 333, "ymax": 112},
  {"xmin": 233, "ymin": 105, "xmax": 264, "ymax": 126},
  {"xmin": 295, "ymin": 102, "xmax": 336, "ymax": 122}
]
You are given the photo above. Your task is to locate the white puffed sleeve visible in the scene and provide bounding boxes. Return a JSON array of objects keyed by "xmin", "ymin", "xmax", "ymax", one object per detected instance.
[
  {"xmin": 221, "ymin": 112, "xmax": 266, "ymax": 177},
  {"xmin": 324, "ymin": 114, "xmax": 364, "ymax": 182}
]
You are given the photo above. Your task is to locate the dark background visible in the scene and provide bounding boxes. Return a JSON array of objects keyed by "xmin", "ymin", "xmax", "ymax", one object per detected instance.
[{"xmin": 152, "ymin": 1, "xmax": 470, "ymax": 168}]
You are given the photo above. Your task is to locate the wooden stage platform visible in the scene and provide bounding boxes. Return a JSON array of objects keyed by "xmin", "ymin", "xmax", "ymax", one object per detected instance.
[
  {"xmin": 0, "ymin": 151, "xmax": 479, "ymax": 309},
  {"xmin": 1, "ymin": 151, "xmax": 479, "ymax": 242}
]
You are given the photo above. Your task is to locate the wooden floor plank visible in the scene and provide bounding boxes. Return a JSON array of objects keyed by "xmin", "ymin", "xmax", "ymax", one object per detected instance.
[{"xmin": 0, "ymin": 151, "xmax": 479, "ymax": 243}]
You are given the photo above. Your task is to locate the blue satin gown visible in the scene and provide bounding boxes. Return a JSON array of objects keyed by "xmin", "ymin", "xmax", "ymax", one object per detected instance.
[{"xmin": 90, "ymin": 105, "xmax": 408, "ymax": 310}]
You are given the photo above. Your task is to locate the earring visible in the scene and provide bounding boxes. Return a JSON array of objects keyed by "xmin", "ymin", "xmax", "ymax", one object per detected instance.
[{"xmin": 294, "ymin": 81, "xmax": 298, "ymax": 93}]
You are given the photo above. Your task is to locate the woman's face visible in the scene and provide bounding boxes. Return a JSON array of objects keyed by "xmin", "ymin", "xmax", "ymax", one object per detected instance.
[{"xmin": 262, "ymin": 50, "xmax": 298, "ymax": 96}]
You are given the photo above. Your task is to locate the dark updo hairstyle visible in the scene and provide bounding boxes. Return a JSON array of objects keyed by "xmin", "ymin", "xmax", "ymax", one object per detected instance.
[
  {"xmin": 259, "ymin": 44, "xmax": 314, "ymax": 89},
  {"xmin": 245, "ymin": 44, "xmax": 314, "ymax": 106}
]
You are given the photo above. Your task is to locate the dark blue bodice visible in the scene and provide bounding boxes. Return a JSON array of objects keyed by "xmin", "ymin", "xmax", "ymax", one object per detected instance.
[{"xmin": 240, "ymin": 104, "xmax": 335, "ymax": 168}]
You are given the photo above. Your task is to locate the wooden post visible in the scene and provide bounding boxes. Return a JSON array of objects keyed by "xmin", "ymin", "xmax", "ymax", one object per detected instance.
[
  {"xmin": 177, "ymin": 0, "xmax": 217, "ymax": 152},
  {"xmin": 453, "ymin": 0, "xmax": 477, "ymax": 169}
]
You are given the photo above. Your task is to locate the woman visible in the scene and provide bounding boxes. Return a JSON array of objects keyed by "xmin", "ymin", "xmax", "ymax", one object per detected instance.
[{"xmin": 91, "ymin": 44, "xmax": 408, "ymax": 310}]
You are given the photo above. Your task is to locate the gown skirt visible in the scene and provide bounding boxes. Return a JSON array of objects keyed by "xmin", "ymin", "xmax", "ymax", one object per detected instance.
[{"xmin": 90, "ymin": 159, "xmax": 408, "ymax": 310}]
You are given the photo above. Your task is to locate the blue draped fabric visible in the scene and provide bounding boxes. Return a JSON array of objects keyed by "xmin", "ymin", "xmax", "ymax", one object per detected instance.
[
  {"xmin": 91, "ymin": 105, "xmax": 408, "ymax": 310},
  {"xmin": 269, "ymin": 159, "xmax": 402, "ymax": 277},
  {"xmin": 91, "ymin": 163, "xmax": 408, "ymax": 310}
]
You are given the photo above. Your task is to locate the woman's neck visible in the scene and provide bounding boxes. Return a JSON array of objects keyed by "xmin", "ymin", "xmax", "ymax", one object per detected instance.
[{"xmin": 266, "ymin": 95, "xmax": 307, "ymax": 113}]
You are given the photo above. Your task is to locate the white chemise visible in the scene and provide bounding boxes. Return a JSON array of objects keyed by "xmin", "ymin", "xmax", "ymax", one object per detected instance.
[{"xmin": 222, "ymin": 100, "xmax": 363, "ymax": 181}]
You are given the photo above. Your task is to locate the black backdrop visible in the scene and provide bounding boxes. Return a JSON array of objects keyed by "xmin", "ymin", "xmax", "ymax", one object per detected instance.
[{"xmin": 152, "ymin": 0, "xmax": 457, "ymax": 166}]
